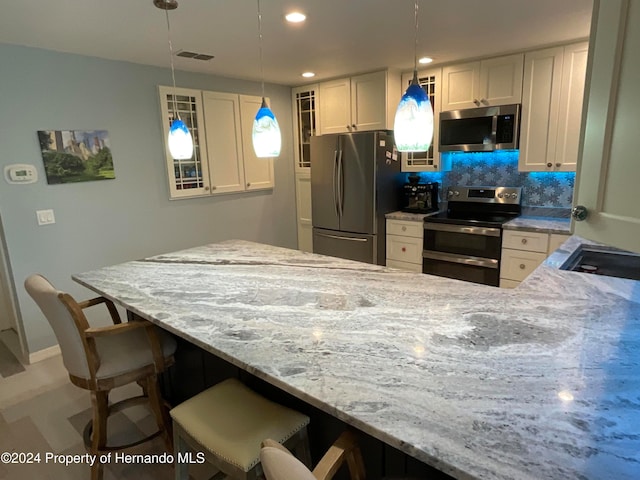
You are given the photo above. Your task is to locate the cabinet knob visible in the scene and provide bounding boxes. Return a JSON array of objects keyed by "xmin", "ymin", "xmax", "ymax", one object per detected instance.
[
  {"xmin": 211, "ymin": 186, "xmax": 217, "ymax": 190},
  {"xmin": 346, "ymin": 125, "xmax": 351, "ymax": 131},
  {"xmin": 401, "ymin": 247, "xmax": 406, "ymax": 252},
  {"xmin": 352, "ymin": 124, "xmax": 357, "ymax": 130},
  {"xmin": 480, "ymin": 98, "xmax": 488, "ymax": 105},
  {"xmin": 473, "ymin": 99, "xmax": 480, "ymax": 106},
  {"xmin": 402, "ymin": 226, "xmax": 407, "ymax": 231},
  {"xmin": 204, "ymin": 186, "xmax": 210, "ymax": 191},
  {"xmin": 555, "ymin": 163, "xmax": 562, "ymax": 168},
  {"xmin": 546, "ymin": 162, "xmax": 553, "ymax": 168},
  {"xmin": 521, "ymin": 238, "xmax": 528, "ymax": 245},
  {"xmin": 432, "ymin": 164, "xmax": 438, "ymax": 169},
  {"xmin": 247, "ymin": 183, "xmax": 251, "ymax": 187},
  {"xmin": 519, "ymin": 264, "xmax": 526, "ymax": 270}
]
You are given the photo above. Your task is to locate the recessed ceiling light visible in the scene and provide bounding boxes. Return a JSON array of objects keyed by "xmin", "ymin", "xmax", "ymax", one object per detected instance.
[
  {"xmin": 301, "ymin": 72, "xmax": 315, "ymax": 78},
  {"xmin": 285, "ymin": 12, "xmax": 306, "ymax": 23},
  {"xmin": 418, "ymin": 57, "xmax": 433, "ymax": 64}
]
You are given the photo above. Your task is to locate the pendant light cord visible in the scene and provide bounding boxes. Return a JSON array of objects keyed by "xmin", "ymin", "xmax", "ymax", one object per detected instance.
[
  {"xmin": 413, "ymin": 0, "xmax": 419, "ymax": 74},
  {"xmin": 164, "ymin": 6, "xmax": 181, "ymax": 121},
  {"xmin": 257, "ymin": 0, "xmax": 265, "ymax": 99}
]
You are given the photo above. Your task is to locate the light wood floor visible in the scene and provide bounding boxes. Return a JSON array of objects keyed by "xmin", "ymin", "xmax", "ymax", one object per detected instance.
[{"xmin": 0, "ymin": 352, "xmax": 215, "ymax": 480}]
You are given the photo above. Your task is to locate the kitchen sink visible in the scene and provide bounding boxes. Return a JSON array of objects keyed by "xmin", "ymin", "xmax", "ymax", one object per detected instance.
[{"xmin": 561, "ymin": 244, "xmax": 640, "ymax": 281}]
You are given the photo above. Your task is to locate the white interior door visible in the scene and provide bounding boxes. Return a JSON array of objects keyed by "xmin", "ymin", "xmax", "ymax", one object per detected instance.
[{"xmin": 573, "ymin": 0, "xmax": 640, "ymax": 254}]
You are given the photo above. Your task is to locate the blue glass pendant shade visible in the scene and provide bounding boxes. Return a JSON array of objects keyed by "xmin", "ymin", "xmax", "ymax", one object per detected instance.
[
  {"xmin": 252, "ymin": 98, "xmax": 281, "ymax": 158},
  {"xmin": 168, "ymin": 118, "xmax": 194, "ymax": 160},
  {"xmin": 394, "ymin": 72, "xmax": 434, "ymax": 152}
]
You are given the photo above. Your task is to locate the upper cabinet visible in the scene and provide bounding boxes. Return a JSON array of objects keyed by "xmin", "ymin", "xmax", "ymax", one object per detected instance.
[
  {"xmin": 292, "ymin": 85, "xmax": 317, "ymax": 171},
  {"xmin": 317, "ymin": 70, "xmax": 401, "ymax": 135},
  {"xmin": 441, "ymin": 54, "xmax": 524, "ymax": 111},
  {"xmin": 238, "ymin": 95, "xmax": 275, "ymax": 191},
  {"xmin": 518, "ymin": 42, "xmax": 588, "ymax": 172},
  {"xmin": 399, "ymin": 68, "xmax": 451, "ymax": 172},
  {"xmin": 159, "ymin": 86, "xmax": 210, "ymax": 198},
  {"xmin": 159, "ymin": 86, "xmax": 274, "ymax": 199}
]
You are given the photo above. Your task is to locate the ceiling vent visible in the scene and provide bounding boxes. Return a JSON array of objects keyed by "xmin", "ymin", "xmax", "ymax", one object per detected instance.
[{"xmin": 176, "ymin": 50, "xmax": 215, "ymax": 61}]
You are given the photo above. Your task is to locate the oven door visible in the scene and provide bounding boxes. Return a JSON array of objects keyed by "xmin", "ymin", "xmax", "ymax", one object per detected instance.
[
  {"xmin": 423, "ymin": 223, "xmax": 502, "ymax": 258},
  {"xmin": 423, "ymin": 222, "xmax": 502, "ymax": 286},
  {"xmin": 422, "ymin": 251, "xmax": 500, "ymax": 286}
]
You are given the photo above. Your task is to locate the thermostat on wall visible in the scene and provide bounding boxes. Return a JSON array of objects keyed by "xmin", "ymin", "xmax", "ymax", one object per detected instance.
[{"xmin": 4, "ymin": 164, "xmax": 37, "ymax": 184}]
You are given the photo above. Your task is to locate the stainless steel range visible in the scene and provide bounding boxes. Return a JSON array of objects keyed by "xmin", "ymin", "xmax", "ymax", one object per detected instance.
[{"xmin": 423, "ymin": 186, "xmax": 522, "ymax": 286}]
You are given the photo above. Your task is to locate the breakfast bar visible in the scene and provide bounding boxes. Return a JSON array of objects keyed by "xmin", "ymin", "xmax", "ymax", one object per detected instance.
[{"xmin": 72, "ymin": 239, "xmax": 640, "ymax": 480}]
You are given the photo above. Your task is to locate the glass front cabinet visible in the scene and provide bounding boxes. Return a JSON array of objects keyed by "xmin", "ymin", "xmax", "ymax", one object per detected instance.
[
  {"xmin": 158, "ymin": 86, "xmax": 210, "ymax": 198},
  {"xmin": 292, "ymin": 85, "xmax": 317, "ymax": 252},
  {"xmin": 400, "ymin": 68, "xmax": 451, "ymax": 172}
]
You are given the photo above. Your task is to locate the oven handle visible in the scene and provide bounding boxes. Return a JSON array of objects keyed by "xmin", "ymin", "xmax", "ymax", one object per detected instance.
[
  {"xmin": 422, "ymin": 250, "xmax": 499, "ymax": 269},
  {"xmin": 424, "ymin": 222, "xmax": 501, "ymax": 237}
]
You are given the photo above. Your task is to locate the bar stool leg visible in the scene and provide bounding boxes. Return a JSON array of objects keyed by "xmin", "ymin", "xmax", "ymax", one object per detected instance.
[
  {"xmin": 174, "ymin": 426, "xmax": 190, "ymax": 480},
  {"xmin": 147, "ymin": 375, "xmax": 173, "ymax": 451},
  {"xmin": 90, "ymin": 391, "xmax": 108, "ymax": 480}
]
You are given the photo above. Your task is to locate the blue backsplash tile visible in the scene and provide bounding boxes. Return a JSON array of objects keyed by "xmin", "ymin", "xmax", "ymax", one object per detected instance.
[{"xmin": 405, "ymin": 151, "xmax": 575, "ymax": 208}]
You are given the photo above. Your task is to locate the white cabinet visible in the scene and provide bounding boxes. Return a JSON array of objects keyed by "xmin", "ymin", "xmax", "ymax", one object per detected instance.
[
  {"xmin": 202, "ymin": 91, "xmax": 245, "ymax": 194},
  {"xmin": 500, "ymin": 230, "xmax": 570, "ymax": 288},
  {"xmin": 238, "ymin": 95, "xmax": 275, "ymax": 191},
  {"xmin": 159, "ymin": 86, "xmax": 274, "ymax": 199},
  {"xmin": 518, "ymin": 42, "xmax": 588, "ymax": 172},
  {"xmin": 386, "ymin": 219, "xmax": 423, "ymax": 273},
  {"xmin": 318, "ymin": 70, "xmax": 401, "ymax": 135},
  {"xmin": 500, "ymin": 230, "xmax": 548, "ymax": 288},
  {"xmin": 399, "ymin": 68, "xmax": 451, "ymax": 173},
  {"xmin": 441, "ymin": 54, "xmax": 524, "ymax": 111}
]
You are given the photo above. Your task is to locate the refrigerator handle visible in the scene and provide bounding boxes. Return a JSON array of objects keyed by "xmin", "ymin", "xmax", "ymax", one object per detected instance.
[
  {"xmin": 337, "ymin": 149, "xmax": 344, "ymax": 216},
  {"xmin": 332, "ymin": 149, "xmax": 339, "ymax": 218}
]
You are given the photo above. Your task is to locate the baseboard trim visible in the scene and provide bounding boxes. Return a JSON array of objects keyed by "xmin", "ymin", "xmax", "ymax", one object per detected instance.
[{"xmin": 28, "ymin": 344, "xmax": 61, "ymax": 364}]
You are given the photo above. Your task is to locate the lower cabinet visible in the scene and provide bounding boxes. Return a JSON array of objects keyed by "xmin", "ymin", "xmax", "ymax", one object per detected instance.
[
  {"xmin": 386, "ymin": 219, "xmax": 424, "ymax": 273},
  {"xmin": 500, "ymin": 230, "xmax": 570, "ymax": 288}
]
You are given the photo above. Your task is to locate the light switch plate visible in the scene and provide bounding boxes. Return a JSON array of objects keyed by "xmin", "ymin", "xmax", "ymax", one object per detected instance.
[{"xmin": 36, "ymin": 209, "xmax": 55, "ymax": 226}]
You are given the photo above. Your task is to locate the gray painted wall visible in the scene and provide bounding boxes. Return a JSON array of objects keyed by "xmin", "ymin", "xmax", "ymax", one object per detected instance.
[{"xmin": 0, "ymin": 44, "xmax": 297, "ymax": 353}]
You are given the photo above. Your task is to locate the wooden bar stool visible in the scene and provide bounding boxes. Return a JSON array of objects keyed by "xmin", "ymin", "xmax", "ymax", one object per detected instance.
[
  {"xmin": 170, "ymin": 378, "xmax": 311, "ymax": 480},
  {"xmin": 260, "ymin": 430, "xmax": 365, "ymax": 480},
  {"xmin": 25, "ymin": 274, "xmax": 177, "ymax": 480}
]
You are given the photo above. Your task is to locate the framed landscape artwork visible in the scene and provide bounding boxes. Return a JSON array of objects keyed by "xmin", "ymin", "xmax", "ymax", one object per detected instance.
[{"xmin": 37, "ymin": 130, "xmax": 115, "ymax": 184}]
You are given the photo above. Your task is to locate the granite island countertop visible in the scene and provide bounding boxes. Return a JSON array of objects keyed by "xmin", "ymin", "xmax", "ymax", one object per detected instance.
[{"xmin": 73, "ymin": 238, "xmax": 640, "ymax": 480}]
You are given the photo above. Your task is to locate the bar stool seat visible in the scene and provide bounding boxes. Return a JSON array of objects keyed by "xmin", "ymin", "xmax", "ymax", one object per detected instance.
[{"xmin": 171, "ymin": 378, "xmax": 311, "ymax": 479}]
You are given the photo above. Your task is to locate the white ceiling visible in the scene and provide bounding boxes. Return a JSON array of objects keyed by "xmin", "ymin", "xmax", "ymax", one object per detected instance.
[{"xmin": 0, "ymin": 0, "xmax": 594, "ymax": 87}]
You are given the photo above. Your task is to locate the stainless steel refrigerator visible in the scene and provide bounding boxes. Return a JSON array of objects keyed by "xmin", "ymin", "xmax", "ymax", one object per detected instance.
[{"xmin": 311, "ymin": 130, "xmax": 402, "ymax": 265}]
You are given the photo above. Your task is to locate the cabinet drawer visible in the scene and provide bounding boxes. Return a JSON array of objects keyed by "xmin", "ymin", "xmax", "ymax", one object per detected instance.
[
  {"xmin": 386, "ymin": 235, "xmax": 423, "ymax": 264},
  {"xmin": 387, "ymin": 259, "xmax": 423, "ymax": 273},
  {"xmin": 386, "ymin": 219, "xmax": 423, "ymax": 239},
  {"xmin": 502, "ymin": 230, "xmax": 548, "ymax": 253},
  {"xmin": 501, "ymin": 249, "xmax": 547, "ymax": 281}
]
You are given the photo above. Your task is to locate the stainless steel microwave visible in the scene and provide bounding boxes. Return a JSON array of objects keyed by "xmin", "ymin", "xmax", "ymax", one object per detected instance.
[{"xmin": 439, "ymin": 104, "xmax": 520, "ymax": 152}]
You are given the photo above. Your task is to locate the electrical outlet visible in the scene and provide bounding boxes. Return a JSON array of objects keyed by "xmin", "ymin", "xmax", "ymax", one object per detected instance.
[{"xmin": 36, "ymin": 209, "xmax": 55, "ymax": 226}]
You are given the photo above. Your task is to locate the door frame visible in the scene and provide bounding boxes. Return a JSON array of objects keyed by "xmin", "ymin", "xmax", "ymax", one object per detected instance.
[{"xmin": 0, "ymin": 213, "xmax": 27, "ymax": 362}]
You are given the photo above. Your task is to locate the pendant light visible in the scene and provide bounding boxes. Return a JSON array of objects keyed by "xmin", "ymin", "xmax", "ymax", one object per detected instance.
[
  {"xmin": 393, "ymin": 0, "xmax": 433, "ymax": 152},
  {"xmin": 252, "ymin": 0, "xmax": 282, "ymax": 158},
  {"xmin": 155, "ymin": 0, "xmax": 194, "ymax": 160}
]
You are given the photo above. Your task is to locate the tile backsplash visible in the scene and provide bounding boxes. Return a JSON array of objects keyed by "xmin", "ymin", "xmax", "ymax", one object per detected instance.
[{"xmin": 405, "ymin": 150, "xmax": 575, "ymax": 208}]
